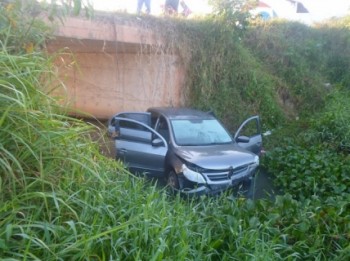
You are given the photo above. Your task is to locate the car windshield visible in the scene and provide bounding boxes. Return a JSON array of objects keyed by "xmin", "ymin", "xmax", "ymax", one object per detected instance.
[{"xmin": 170, "ymin": 119, "xmax": 232, "ymax": 146}]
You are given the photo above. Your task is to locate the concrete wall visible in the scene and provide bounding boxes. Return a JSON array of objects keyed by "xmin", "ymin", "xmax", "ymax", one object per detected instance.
[{"xmin": 47, "ymin": 16, "xmax": 185, "ymax": 119}]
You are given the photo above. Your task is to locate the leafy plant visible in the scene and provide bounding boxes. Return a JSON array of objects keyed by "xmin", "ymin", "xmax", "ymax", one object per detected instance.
[
  {"xmin": 209, "ymin": 0, "xmax": 256, "ymax": 30},
  {"xmin": 1, "ymin": 1, "xmax": 350, "ymax": 260},
  {"xmin": 264, "ymin": 143, "xmax": 350, "ymax": 200},
  {"xmin": 0, "ymin": 0, "xmax": 52, "ymax": 54},
  {"xmin": 310, "ymin": 88, "xmax": 350, "ymax": 151}
]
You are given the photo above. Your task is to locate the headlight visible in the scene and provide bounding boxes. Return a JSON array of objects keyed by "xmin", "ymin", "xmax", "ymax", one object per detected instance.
[
  {"xmin": 254, "ymin": 155, "xmax": 259, "ymax": 165},
  {"xmin": 181, "ymin": 164, "xmax": 206, "ymax": 184}
]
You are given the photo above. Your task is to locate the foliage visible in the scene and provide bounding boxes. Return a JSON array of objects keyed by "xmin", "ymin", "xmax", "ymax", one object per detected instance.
[
  {"xmin": 1, "ymin": 1, "xmax": 350, "ymax": 260},
  {"xmin": 142, "ymin": 16, "xmax": 286, "ymax": 131},
  {"xmin": 0, "ymin": 0, "xmax": 52, "ymax": 54},
  {"xmin": 244, "ymin": 21, "xmax": 327, "ymax": 114},
  {"xmin": 261, "ymin": 83, "xmax": 350, "ymax": 256},
  {"xmin": 264, "ymin": 143, "xmax": 350, "ymax": 200},
  {"xmin": 130, "ymin": 1, "xmax": 287, "ymax": 130},
  {"xmin": 316, "ymin": 24, "xmax": 350, "ymax": 87},
  {"xmin": 38, "ymin": 0, "xmax": 94, "ymax": 21},
  {"xmin": 209, "ymin": 0, "xmax": 256, "ymax": 30},
  {"xmin": 309, "ymin": 88, "xmax": 350, "ymax": 151},
  {"xmin": 262, "ymin": 83, "xmax": 350, "ymax": 204},
  {"xmin": 244, "ymin": 15, "xmax": 350, "ymax": 216},
  {"xmin": 150, "ymin": 15, "xmax": 350, "ymax": 132},
  {"xmin": 244, "ymin": 17, "xmax": 350, "ymax": 114}
]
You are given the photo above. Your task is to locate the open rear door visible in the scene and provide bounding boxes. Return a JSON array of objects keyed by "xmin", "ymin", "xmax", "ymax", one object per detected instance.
[{"xmin": 234, "ymin": 116, "xmax": 262, "ymax": 155}]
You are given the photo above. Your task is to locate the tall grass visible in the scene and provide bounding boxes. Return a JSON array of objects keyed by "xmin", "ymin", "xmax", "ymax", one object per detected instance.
[
  {"xmin": 244, "ymin": 18, "xmax": 350, "ymax": 116},
  {"xmin": 1, "ymin": 47, "xmax": 349, "ymax": 259},
  {"xmin": 1, "ymin": 1, "xmax": 350, "ymax": 260},
  {"xmin": 155, "ymin": 17, "xmax": 286, "ymax": 130}
]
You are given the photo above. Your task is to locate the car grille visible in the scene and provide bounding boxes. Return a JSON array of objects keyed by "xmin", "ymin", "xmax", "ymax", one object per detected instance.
[{"xmin": 202, "ymin": 164, "xmax": 250, "ymax": 182}]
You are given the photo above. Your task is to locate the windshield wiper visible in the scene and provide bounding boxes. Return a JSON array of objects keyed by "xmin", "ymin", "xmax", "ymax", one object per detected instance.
[
  {"xmin": 206, "ymin": 141, "xmax": 232, "ymax": 145},
  {"xmin": 179, "ymin": 141, "xmax": 231, "ymax": 146}
]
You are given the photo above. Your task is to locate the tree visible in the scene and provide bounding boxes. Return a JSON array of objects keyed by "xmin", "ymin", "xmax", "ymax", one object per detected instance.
[{"xmin": 209, "ymin": 0, "xmax": 257, "ymax": 29}]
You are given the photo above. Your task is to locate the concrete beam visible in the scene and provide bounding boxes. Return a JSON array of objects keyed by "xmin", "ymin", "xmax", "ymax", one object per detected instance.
[{"xmin": 52, "ymin": 16, "xmax": 161, "ymax": 47}]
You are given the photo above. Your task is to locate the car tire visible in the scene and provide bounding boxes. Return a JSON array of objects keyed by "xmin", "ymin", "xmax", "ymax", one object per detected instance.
[
  {"xmin": 242, "ymin": 178, "xmax": 255, "ymax": 199},
  {"xmin": 167, "ymin": 170, "xmax": 180, "ymax": 191}
]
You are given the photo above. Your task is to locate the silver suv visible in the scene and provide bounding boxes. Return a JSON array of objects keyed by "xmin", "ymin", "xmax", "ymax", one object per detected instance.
[{"xmin": 108, "ymin": 107, "xmax": 262, "ymax": 195}]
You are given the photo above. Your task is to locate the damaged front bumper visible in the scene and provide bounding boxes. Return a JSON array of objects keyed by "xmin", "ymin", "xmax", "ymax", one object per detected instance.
[{"xmin": 177, "ymin": 161, "xmax": 259, "ymax": 196}]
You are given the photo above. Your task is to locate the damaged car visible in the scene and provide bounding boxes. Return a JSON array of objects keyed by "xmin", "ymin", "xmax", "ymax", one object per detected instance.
[{"xmin": 108, "ymin": 107, "xmax": 262, "ymax": 195}]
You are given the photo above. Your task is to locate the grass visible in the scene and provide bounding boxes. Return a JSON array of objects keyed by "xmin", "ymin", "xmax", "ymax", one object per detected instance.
[{"xmin": 1, "ymin": 1, "xmax": 350, "ymax": 260}]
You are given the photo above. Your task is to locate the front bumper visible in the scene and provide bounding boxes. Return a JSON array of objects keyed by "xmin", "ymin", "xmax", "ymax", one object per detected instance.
[{"xmin": 178, "ymin": 164, "xmax": 257, "ymax": 196}]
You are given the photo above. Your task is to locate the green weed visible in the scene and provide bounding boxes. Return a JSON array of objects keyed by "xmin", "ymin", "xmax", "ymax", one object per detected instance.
[{"xmin": 1, "ymin": 1, "xmax": 350, "ymax": 260}]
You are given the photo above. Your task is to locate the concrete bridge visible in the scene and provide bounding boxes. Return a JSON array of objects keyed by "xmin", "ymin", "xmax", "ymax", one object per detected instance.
[{"xmin": 46, "ymin": 15, "xmax": 185, "ymax": 119}]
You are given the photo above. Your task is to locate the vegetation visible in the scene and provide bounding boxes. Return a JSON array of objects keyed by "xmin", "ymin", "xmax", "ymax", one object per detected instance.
[{"xmin": 1, "ymin": 0, "xmax": 350, "ymax": 260}]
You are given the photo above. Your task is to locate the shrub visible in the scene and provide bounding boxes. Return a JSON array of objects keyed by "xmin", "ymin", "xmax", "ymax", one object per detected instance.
[{"xmin": 264, "ymin": 143, "xmax": 350, "ymax": 200}]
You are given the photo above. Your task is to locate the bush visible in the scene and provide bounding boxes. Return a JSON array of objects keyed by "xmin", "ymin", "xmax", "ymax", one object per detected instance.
[
  {"xmin": 1, "ymin": 2, "xmax": 350, "ymax": 260},
  {"xmin": 310, "ymin": 88, "xmax": 350, "ymax": 152},
  {"xmin": 264, "ymin": 143, "xmax": 350, "ymax": 200}
]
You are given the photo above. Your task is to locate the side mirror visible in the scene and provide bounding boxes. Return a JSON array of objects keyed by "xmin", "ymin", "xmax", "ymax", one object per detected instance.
[
  {"xmin": 236, "ymin": 135, "xmax": 250, "ymax": 143},
  {"xmin": 107, "ymin": 118, "xmax": 120, "ymax": 138},
  {"xmin": 152, "ymin": 138, "xmax": 164, "ymax": 147},
  {"xmin": 112, "ymin": 125, "xmax": 121, "ymax": 139}
]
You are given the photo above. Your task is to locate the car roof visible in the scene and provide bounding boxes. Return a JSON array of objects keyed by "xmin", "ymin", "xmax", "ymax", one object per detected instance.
[{"xmin": 147, "ymin": 107, "xmax": 215, "ymax": 120}]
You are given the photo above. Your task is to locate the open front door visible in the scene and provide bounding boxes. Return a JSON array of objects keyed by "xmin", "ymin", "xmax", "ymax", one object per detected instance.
[
  {"xmin": 109, "ymin": 115, "xmax": 167, "ymax": 177},
  {"xmin": 234, "ymin": 116, "xmax": 262, "ymax": 155},
  {"xmin": 108, "ymin": 112, "xmax": 151, "ymax": 135}
]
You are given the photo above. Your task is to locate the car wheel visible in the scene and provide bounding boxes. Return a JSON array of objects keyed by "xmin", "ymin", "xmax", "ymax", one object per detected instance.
[
  {"xmin": 242, "ymin": 178, "xmax": 255, "ymax": 199},
  {"xmin": 167, "ymin": 170, "xmax": 180, "ymax": 191}
]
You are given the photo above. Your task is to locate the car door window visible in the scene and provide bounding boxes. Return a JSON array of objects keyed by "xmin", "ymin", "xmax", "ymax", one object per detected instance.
[
  {"xmin": 114, "ymin": 117, "xmax": 168, "ymax": 176},
  {"xmin": 151, "ymin": 114, "xmax": 158, "ymax": 129},
  {"xmin": 238, "ymin": 118, "xmax": 260, "ymax": 137},
  {"xmin": 156, "ymin": 116, "xmax": 170, "ymax": 144},
  {"xmin": 118, "ymin": 112, "xmax": 151, "ymax": 127},
  {"xmin": 108, "ymin": 112, "xmax": 151, "ymax": 138},
  {"xmin": 234, "ymin": 116, "xmax": 262, "ymax": 155},
  {"xmin": 119, "ymin": 119, "xmax": 152, "ymax": 144}
]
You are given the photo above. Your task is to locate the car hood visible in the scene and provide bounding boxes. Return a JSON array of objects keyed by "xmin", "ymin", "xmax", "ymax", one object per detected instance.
[{"xmin": 174, "ymin": 144, "xmax": 257, "ymax": 170}]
